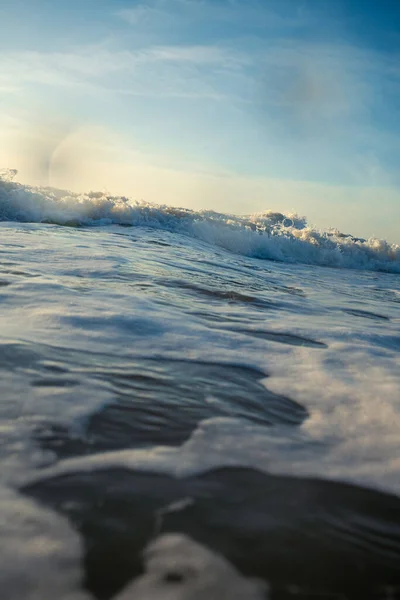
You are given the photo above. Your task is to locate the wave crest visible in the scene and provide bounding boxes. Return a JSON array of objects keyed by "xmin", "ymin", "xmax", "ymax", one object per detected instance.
[{"xmin": 1, "ymin": 170, "xmax": 399, "ymax": 273}]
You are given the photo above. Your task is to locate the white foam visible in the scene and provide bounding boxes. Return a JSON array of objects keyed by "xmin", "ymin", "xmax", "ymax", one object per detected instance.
[
  {"xmin": 114, "ymin": 534, "xmax": 267, "ymax": 600},
  {"xmin": 1, "ymin": 171, "xmax": 399, "ymax": 273},
  {"xmin": 0, "ymin": 487, "xmax": 91, "ymax": 600}
]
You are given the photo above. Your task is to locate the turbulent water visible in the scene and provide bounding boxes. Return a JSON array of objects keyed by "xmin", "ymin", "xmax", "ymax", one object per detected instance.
[{"xmin": 0, "ymin": 171, "xmax": 400, "ymax": 600}]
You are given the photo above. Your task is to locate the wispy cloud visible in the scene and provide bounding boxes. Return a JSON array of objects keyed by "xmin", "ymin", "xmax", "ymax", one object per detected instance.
[
  {"xmin": 144, "ymin": 44, "xmax": 248, "ymax": 67},
  {"xmin": 116, "ymin": 0, "xmax": 307, "ymax": 32},
  {"xmin": 0, "ymin": 42, "xmax": 248, "ymax": 101}
]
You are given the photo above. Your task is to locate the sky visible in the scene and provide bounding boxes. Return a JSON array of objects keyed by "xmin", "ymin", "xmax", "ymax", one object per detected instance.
[{"xmin": 0, "ymin": 0, "xmax": 399, "ymax": 241}]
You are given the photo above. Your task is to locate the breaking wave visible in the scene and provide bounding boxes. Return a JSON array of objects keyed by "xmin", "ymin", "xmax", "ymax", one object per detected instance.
[{"xmin": 1, "ymin": 169, "xmax": 399, "ymax": 273}]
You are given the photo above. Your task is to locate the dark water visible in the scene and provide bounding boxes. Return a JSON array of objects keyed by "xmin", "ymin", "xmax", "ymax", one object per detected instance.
[
  {"xmin": 24, "ymin": 448, "xmax": 400, "ymax": 600},
  {"xmin": 18, "ymin": 346, "xmax": 400, "ymax": 600}
]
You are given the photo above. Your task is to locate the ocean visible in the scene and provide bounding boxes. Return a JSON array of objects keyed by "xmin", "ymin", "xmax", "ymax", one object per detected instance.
[{"xmin": 0, "ymin": 170, "xmax": 399, "ymax": 599}]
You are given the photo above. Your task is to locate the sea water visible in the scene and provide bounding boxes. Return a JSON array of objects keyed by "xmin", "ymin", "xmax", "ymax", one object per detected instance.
[{"xmin": 0, "ymin": 171, "xmax": 399, "ymax": 599}]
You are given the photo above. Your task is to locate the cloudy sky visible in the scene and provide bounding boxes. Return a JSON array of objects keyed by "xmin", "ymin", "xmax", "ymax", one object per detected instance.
[{"xmin": 0, "ymin": 0, "xmax": 399, "ymax": 241}]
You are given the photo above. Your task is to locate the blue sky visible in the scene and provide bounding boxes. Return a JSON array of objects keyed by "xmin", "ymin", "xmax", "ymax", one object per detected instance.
[{"xmin": 0, "ymin": 0, "xmax": 399, "ymax": 241}]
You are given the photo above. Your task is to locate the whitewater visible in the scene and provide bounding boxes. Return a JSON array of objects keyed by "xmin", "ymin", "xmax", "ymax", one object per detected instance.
[{"xmin": 0, "ymin": 170, "xmax": 399, "ymax": 600}]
